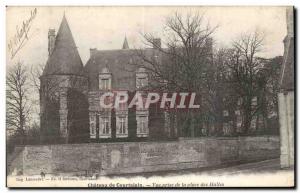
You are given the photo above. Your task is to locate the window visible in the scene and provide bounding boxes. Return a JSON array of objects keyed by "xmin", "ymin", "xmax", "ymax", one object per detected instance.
[
  {"xmin": 252, "ymin": 97, "xmax": 257, "ymax": 106},
  {"xmin": 237, "ymin": 98, "xmax": 242, "ymax": 106},
  {"xmin": 235, "ymin": 110, "xmax": 241, "ymax": 116},
  {"xmin": 119, "ymin": 117, "xmax": 126, "ymax": 134},
  {"xmin": 137, "ymin": 116, "xmax": 148, "ymax": 135},
  {"xmin": 101, "ymin": 79, "xmax": 109, "ymax": 90},
  {"xmin": 89, "ymin": 114, "xmax": 96, "ymax": 138},
  {"xmin": 223, "ymin": 110, "xmax": 229, "ymax": 117},
  {"xmin": 101, "ymin": 117, "xmax": 110, "ymax": 135},
  {"xmin": 250, "ymin": 118, "xmax": 256, "ymax": 129},
  {"xmin": 116, "ymin": 116, "xmax": 128, "ymax": 137},
  {"xmin": 99, "ymin": 67, "xmax": 111, "ymax": 90},
  {"xmin": 119, "ymin": 96, "xmax": 127, "ymax": 110},
  {"xmin": 137, "ymin": 77, "xmax": 146, "ymax": 88},
  {"xmin": 90, "ymin": 122, "xmax": 95, "ymax": 135},
  {"xmin": 223, "ymin": 123, "xmax": 229, "ymax": 135},
  {"xmin": 141, "ymin": 116, "xmax": 147, "ymax": 133},
  {"xmin": 237, "ymin": 122, "xmax": 242, "ymax": 129},
  {"xmin": 96, "ymin": 114, "xmax": 99, "ymax": 136},
  {"xmin": 225, "ymin": 71, "xmax": 231, "ymax": 78},
  {"xmin": 136, "ymin": 68, "xmax": 148, "ymax": 89}
]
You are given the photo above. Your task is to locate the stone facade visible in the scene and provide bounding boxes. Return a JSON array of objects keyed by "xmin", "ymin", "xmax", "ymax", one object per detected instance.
[{"xmin": 85, "ymin": 46, "xmax": 167, "ymax": 142}]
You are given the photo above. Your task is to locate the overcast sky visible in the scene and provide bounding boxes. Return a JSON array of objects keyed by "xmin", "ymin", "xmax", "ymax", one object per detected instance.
[{"xmin": 7, "ymin": 6, "xmax": 288, "ymax": 66}]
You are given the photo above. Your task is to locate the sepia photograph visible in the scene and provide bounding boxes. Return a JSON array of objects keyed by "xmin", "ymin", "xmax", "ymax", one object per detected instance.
[{"xmin": 5, "ymin": 5, "xmax": 295, "ymax": 188}]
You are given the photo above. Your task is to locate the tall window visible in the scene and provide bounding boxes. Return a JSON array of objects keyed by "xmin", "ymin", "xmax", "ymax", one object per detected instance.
[
  {"xmin": 89, "ymin": 114, "xmax": 96, "ymax": 139},
  {"xmin": 96, "ymin": 114, "xmax": 99, "ymax": 136},
  {"xmin": 223, "ymin": 122, "xmax": 229, "ymax": 135},
  {"xmin": 119, "ymin": 117, "xmax": 126, "ymax": 134},
  {"xmin": 90, "ymin": 122, "xmax": 95, "ymax": 135},
  {"xmin": 101, "ymin": 117, "xmax": 110, "ymax": 134},
  {"xmin": 140, "ymin": 116, "xmax": 147, "ymax": 133},
  {"xmin": 116, "ymin": 116, "xmax": 128, "ymax": 137},
  {"xmin": 137, "ymin": 116, "xmax": 148, "ymax": 136}
]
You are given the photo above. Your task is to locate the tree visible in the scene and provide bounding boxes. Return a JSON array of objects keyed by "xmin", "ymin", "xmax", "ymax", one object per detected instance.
[
  {"xmin": 202, "ymin": 48, "xmax": 239, "ymax": 136},
  {"xmin": 262, "ymin": 56, "xmax": 283, "ymax": 116},
  {"xmin": 256, "ymin": 56, "xmax": 282, "ymax": 134},
  {"xmin": 133, "ymin": 12, "xmax": 217, "ymax": 137},
  {"xmin": 225, "ymin": 31, "xmax": 265, "ymax": 134},
  {"xmin": 6, "ymin": 62, "xmax": 31, "ymax": 143}
]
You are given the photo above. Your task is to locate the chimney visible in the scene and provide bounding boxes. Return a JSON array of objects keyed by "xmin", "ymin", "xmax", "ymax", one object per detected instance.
[
  {"xmin": 286, "ymin": 7, "xmax": 294, "ymax": 38},
  {"xmin": 90, "ymin": 48, "xmax": 97, "ymax": 57},
  {"xmin": 152, "ymin": 38, "xmax": 161, "ymax": 49},
  {"xmin": 48, "ymin": 29, "xmax": 55, "ymax": 56}
]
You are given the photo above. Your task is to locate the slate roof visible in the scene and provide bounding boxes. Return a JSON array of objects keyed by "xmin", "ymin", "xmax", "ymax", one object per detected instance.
[
  {"xmin": 43, "ymin": 15, "xmax": 85, "ymax": 76},
  {"xmin": 85, "ymin": 45, "xmax": 213, "ymax": 91},
  {"xmin": 280, "ymin": 36, "xmax": 294, "ymax": 91},
  {"xmin": 85, "ymin": 49, "xmax": 158, "ymax": 91}
]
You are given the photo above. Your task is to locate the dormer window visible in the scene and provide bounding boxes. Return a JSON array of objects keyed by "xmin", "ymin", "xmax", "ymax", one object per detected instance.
[
  {"xmin": 136, "ymin": 67, "xmax": 148, "ymax": 89},
  {"xmin": 99, "ymin": 67, "xmax": 111, "ymax": 90},
  {"xmin": 101, "ymin": 78, "xmax": 109, "ymax": 90},
  {"xmin": 137, "ymin": 77, "xmax": 147, "ymax": 88}
]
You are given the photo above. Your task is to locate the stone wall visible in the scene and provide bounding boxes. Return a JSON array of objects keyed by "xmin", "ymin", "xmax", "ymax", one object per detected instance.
[{"xmin": 16, "ymin": 136, "xmax": 279, "ymax": 176}]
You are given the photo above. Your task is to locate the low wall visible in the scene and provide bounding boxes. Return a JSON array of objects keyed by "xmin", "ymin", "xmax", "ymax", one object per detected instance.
[{"xmin": 17, "ymin": 136, "xmax": 279, "ymax": 176}]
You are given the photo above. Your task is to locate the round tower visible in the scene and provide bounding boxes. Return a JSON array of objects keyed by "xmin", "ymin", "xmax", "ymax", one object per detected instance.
[{"xmin": 40, "ymin": 15, "xmax": 88, "ymax": 144}]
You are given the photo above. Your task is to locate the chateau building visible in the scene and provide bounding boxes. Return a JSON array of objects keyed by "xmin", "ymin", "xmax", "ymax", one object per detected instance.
[
  {"xmin": 41, "ymin": 14, "xmax": 265, "ymax": 143},
  {"xmin": 40, "ymin": 15, "xmax": 175, "ymax": 143}
]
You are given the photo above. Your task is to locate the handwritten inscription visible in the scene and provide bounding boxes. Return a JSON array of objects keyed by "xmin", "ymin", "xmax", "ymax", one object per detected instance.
[{"xmin": 7, "ymin": 8, "xmax": 37, "ymax": 59}]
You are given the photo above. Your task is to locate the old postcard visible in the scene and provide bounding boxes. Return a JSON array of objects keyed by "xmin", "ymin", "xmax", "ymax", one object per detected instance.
[{"xmin": 6, "ymin": 6, "xmax": 295, "ymax": 188}]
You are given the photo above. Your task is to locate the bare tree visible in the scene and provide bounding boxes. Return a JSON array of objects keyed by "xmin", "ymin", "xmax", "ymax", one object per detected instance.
[
  {"xmin": 132, "ymin": 12, "xmax": 217, "ymax": 137},
  {"xmin": 135, "ymin": 12, "xmax": 216, "ymax": 91},
  {"xmin": 6, "ymin": 62, "xmax": 31, "ymax": 142},
  {"xmin": 225, "ymin": 30, "xmax": 265, "ymax": 134},
  {"xmin": 255, "ymin": 56, "xmax": 282, "ymax": 134},
  {"xmin": 201, "ymin": 48, "xmax": 238, "ymax": 136}
]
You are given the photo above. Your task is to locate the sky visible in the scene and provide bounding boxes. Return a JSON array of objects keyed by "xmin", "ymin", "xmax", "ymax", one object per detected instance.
[{"xmin": 6, "ymin": 6, "xmax": 289, "ymax": 67}]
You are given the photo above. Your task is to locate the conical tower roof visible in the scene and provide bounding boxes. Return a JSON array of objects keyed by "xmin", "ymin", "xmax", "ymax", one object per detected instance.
[
  {"xmin": 43, "ymin": 15, "xmax": 84, "ymax": 76},
  {"xmin": 122, "ymin": 36, "xmax": 129, "ymax": 49}
]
